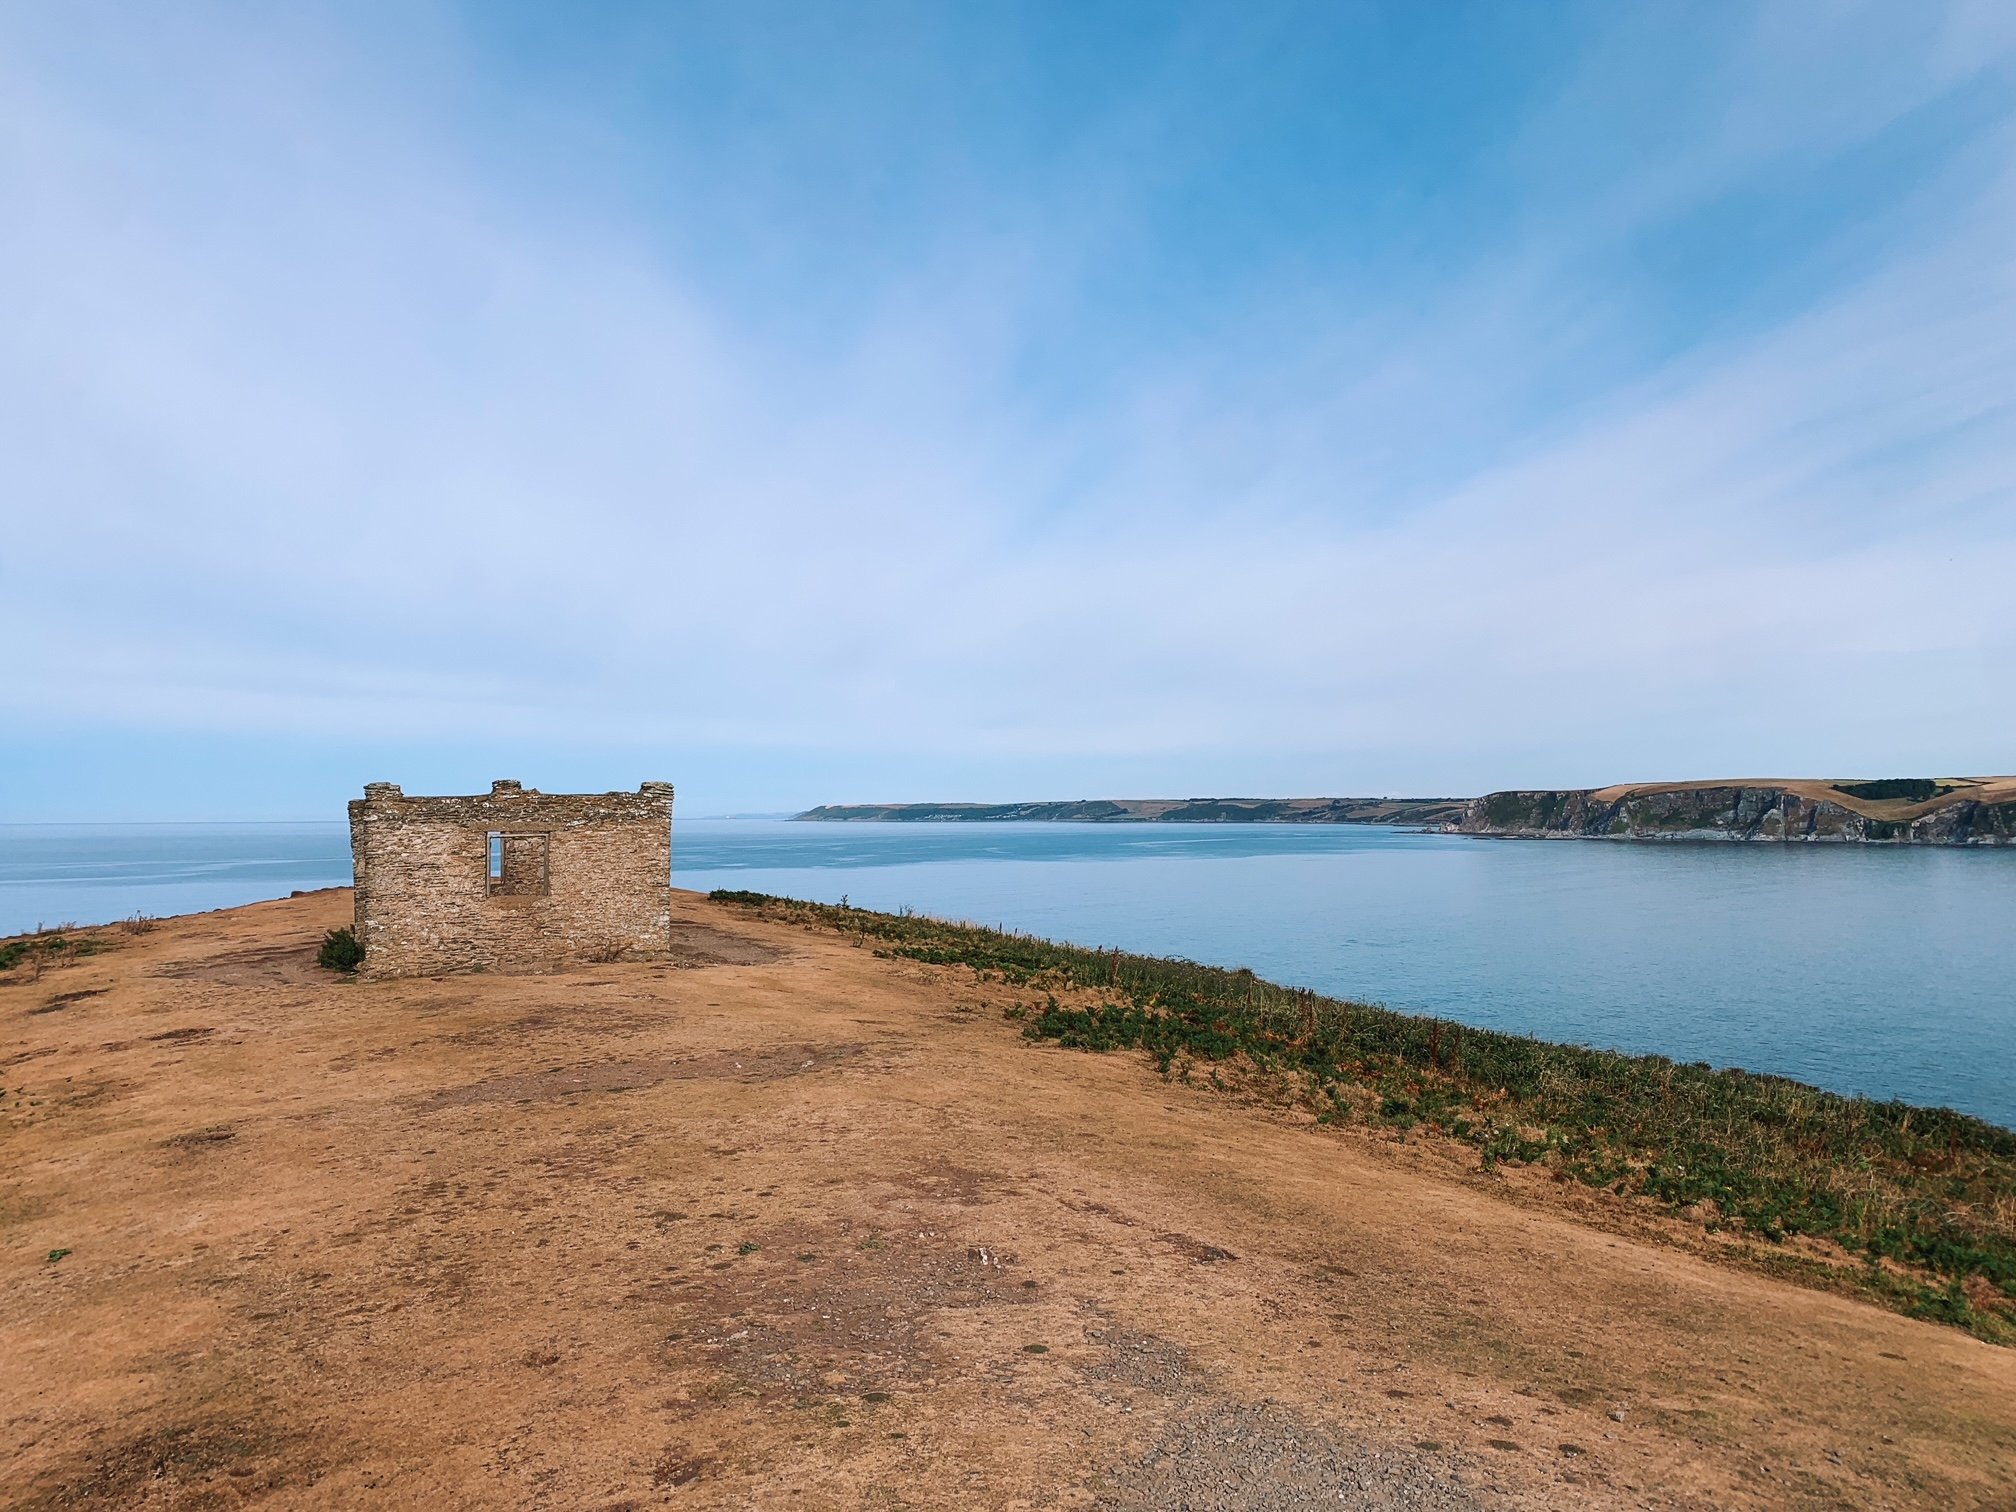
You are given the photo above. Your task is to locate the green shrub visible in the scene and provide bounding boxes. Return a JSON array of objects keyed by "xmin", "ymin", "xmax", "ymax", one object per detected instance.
[
  {"xmin": 316, "ymin": 926, "xmax": 364, "ymax": 974},
  {"xmin": 0, "ymin": 931, "xmax": 107, "ymax": 974}
]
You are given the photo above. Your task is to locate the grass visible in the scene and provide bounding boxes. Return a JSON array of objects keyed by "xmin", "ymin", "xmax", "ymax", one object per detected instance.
[
  {"xmin": 712, "ymin": 890, "xmax": 2016, "ymax": 1344},
  {"xmin": 0, "ymin": 927, "xmax": 113, "ymax": 979}
]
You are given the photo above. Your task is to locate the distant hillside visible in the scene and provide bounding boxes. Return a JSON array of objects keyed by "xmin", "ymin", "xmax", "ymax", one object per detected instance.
[
  {"xmin": 1452, "ymin": 777, "xmax": 2016, "ymax": 845},
  {"xmin": 795, "ymin": 796, "xmax": 1468, "ymax": 826}
]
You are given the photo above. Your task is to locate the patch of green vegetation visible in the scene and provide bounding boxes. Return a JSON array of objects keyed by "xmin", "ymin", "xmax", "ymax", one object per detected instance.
[
  {"xmin": 1158, "ymin": 799, "xmax": 1294, "ymax": 822},
  {"xmin": 0, "ymin": 929, "xmax": 113, "ymax": 976},
  {"xmin": 315, "ymin": 926, "xmax": 364, "ymax": 974},
  {"xmin": 712, "ymin": 890, "xmax": 2016, "ymax": 1344},
  {"xmin": 1838, "ymin": 779, "xmax": 1951, "ymax": 803},
  {"xmin": 1481, "ymin": 791, "xmax": 1572, "ymax": 829}
]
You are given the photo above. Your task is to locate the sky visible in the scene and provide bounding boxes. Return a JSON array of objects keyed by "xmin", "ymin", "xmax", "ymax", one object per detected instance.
[{"xmin": 4, "ymin": 1, "xmax": 2015, "ymax": 820}]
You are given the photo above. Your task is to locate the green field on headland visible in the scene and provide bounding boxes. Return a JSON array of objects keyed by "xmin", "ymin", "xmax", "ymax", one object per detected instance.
[{"xmin": 717, "ymin": 891, "xmax": 2016, "ymax": 1343}]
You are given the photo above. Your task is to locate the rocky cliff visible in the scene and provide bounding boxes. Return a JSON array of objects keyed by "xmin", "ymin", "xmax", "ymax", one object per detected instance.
[{"xmin": 1451, "ymin": 777, "xmax": 2016, "ymax": 845}]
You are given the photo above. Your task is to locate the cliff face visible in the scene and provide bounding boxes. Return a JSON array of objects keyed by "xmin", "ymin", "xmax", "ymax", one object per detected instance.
[{"xmin": 1452, "ymin": 781, "xmax": 2016, "ymax": 845}]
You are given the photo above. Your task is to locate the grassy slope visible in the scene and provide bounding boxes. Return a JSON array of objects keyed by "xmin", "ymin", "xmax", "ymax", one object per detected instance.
[{"xmin": 715, "ymin": 891, "xmax": 2016, "ymax": 1344}]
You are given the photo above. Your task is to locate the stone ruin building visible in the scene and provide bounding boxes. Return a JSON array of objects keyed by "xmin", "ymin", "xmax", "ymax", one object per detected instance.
[{"xmin": 347, "ymin": 780, "xmax": 674, "ymax": 980}]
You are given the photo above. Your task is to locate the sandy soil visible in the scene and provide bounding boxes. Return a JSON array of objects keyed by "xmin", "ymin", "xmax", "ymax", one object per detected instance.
[{"xmin": 3, "ymin": 890, "xmax": 2013, "ymax": 1510}]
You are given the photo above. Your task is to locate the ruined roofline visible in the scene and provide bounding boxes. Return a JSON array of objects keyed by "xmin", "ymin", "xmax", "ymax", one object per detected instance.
[{"xmin": 358, "ymin": 779, "xmax": 674, "ymax": 803}]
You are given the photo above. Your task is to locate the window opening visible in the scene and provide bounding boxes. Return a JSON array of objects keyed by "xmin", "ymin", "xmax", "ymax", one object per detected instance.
[{"xmin": 487, "ymin": 831, "xmax": 549, "ymax": 896}]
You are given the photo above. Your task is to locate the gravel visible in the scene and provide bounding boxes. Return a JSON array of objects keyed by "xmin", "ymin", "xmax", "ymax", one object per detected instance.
[
  {"xmin": 1083, "ymin": 1318, "xmax": 1491, "ymax": 1511},
  {"xmin": 1095, "ymin": 1398, "xmax": 1488, "ymax": 1511}
]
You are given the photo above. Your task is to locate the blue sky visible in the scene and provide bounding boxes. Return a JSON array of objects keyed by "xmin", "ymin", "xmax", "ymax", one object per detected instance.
[{"xmin": 4, "ymin": 2, "xmax": 2014, "ymax": 819}]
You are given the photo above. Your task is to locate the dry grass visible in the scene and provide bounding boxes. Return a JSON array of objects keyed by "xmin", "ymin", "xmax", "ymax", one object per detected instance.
[{"xmin": 716, "ymin": 891, "xmax": 2016, "ymax": 1344}]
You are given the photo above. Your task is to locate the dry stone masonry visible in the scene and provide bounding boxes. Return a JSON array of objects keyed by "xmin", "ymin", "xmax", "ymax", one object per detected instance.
[{"xmin": 348, "ymin": 780, "xmax": 675, "ymax": 979}]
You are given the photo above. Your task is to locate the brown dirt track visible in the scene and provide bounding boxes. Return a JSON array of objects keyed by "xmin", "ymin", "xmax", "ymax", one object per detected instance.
[{"xmin": 3, "ymin": 889, "xmax": 2013, "ymax": 1510}]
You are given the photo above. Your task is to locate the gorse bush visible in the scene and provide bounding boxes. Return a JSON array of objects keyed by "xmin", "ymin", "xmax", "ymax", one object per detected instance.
[
  {"xmin": 712, "ymin": 889, "xmax": 2016, "ymax": 1343},
  {"xmin": 316, "ymin": 926, "xmax": 364, "ymax": 974}
]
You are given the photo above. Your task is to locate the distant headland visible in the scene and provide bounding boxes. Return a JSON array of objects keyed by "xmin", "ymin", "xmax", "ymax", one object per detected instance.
[
  {"xmin": 1450, "ymin": 776, "xmax": 2016, "ymax": 845},
  {"xmin": 794, "ymin": 796, "xmax": 1467, "ymax": 826},
  {"xmin": 798, "ymin": 776, "xmax": 2016, "ymax": 844}
]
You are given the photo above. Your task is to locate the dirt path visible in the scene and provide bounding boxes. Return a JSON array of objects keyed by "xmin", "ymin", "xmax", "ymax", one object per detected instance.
[{"xmin": 3, "ymin": 890, "xmax": 2012, "ymax": 1509}]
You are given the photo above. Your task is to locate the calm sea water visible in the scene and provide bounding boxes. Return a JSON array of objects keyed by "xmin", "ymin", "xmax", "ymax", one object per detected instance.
[{"xmin": 4, "ymin": 818, "xmax": 2011, "ymax": 1127}]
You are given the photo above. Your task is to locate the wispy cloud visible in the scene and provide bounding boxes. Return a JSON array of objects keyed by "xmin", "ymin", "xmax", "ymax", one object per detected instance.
[{"xmin": 3, "ymin": 2, "xmax": 2013, "ymax": 814}]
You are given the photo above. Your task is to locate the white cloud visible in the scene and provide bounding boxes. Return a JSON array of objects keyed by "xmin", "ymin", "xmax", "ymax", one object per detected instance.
[{"xmin": 3, "ymin": 2, "xmax": 2014, "ymax": 802}]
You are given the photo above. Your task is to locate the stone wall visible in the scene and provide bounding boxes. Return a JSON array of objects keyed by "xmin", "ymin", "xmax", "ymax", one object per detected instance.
[{"xmin": 349, "ymin": 780, "xmax": 674, "ymax": 979}]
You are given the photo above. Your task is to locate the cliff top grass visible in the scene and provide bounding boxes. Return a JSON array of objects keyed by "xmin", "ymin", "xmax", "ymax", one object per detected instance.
[{"xmin": 714, "ymin": 890, "xmax": 2016, "ymax": 1344}]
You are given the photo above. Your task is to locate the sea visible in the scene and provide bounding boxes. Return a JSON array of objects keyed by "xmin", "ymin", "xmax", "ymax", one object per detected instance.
[{"xmin": 4, "ymin": 818, "xmax": 2011, "ymax": 1129}]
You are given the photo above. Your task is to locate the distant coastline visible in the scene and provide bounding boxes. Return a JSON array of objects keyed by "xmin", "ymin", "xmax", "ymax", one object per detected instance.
[
  {"xmin": 794, "ymin": 796, "xmax": 1466, "ymax": 826},
  {"xmin": 798, "ymin": 777, "xmax": 2016, "ymax": 845}
]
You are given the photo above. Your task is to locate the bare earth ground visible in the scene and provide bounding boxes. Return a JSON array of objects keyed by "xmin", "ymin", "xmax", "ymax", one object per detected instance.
[{"xmin": 3, "ymin": 890, "xmax": 2013, "ymax": 1511}]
